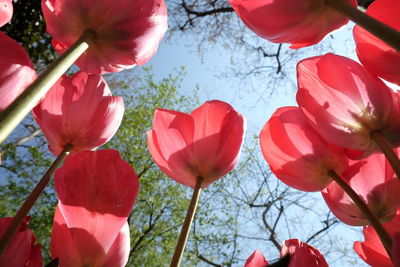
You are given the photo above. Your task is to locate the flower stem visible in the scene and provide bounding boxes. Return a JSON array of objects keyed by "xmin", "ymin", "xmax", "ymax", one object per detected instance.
[
  {"xmin": 0, "ymin": 143, "xmax": 73, "ymax": 257},
  {"xmin": 170, "ymin": 177, "xmax": 203, "ymax": 267},
  {"xmin": 327, "ymin": 170, "xmax": 393, "ymax": 257},
  {"xmin": 0, "ymin": 29, "xmax": 95, "ymax": 145},
  {"xmin": 326, "ymin": 0, "xmax": 400, "ymax": 51},
  {"xmin": 371, "ymin": 130, "xmax": 400, "ymax": 182}
]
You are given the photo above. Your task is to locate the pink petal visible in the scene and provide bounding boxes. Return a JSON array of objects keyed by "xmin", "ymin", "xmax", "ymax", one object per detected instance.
[
  {"xmin": 260, "ymin": 106, "xmax": 347, "ymax": 192},
  {"xmin": 102, "ymin": 221, "xmax": 130, "ymax": 267},
  {"xmin": 228, "ymin": 0, "xmax": 355, "ymax": 48},
  {"xmin": 322, "ymin": 153, "xmax": 400, "ymax": 226},
  {"xmin": 244, "ymin": 250, "xmax": 269, "ymax": 267},
  {"xmin": 41, "ymin": 0, "xmax": 168, "ymax": 74},
  {"xmin": 297, "ymin": 53, "xmax": 399, "ymax": 152},
  {"xmin": 148, "ymin": 100, "xmax": 245, "ymax": 188},
  {"xmin": 0, "ymin": 217, "xmax": 42, "ymax": 267},
  {"xmin": 353, "ymin": 0, "xmax": 400, "ymax": 85},
  {"xmin": 0, "ymin": 32, "xmax": 37, "ymax": 112},
  {"xmin": 0, "ymin": 0, "xmax": 12, "ymax": 27},
  {"xmin": 33, "ymin": 72, "xmax": 124, "ymax": 155},
  {"xmin": 354, "ymin": 226, "xmax": 392, "ymax": 267},
  {"xmin": 54, "ymin": 149, "xmax": 139, "ymax": 254},
  {"xmin": 281, "ymin": 239, "xmax": 328, "ymax": 267},
  {"xmin": 51, "ymin": 205, "xmax": 103, "ymax": 267}
]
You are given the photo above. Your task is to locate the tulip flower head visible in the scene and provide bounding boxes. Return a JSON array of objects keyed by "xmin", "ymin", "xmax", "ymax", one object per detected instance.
[
  {"xmin": 0, "ymin": 32, "xmax": 37, "ymax": 112},
  {"xmin": 42, "ymin": 0, "xmax": 168, "ymax": 73},
  {"xmin": 33, "ymin": 71, "xmax": 124, "ymax": 155},
  {"xmin": 51, "ymin": 149, "xmax": 139, "ymax": 267},
  {"xmin": 281, "ymin": 239, "xmax": 328, "ymax": 267},
  {"xmin": 0, "ymin": 217, "xmax": 42, "ymax": 267},
  {"xmin": 354, "ymin": 210, "xmax": 400, "ymax": 267},
  {"xmin": 260, "ymin": 106, "xmax": 348, "ymax": 192},
  {"xmin": 322, "ymin": 153, "xmax": 400, "ymax": 226},
  {"xmin": 228, "ymin": 0, "xmax": 356, "ymax": 48},
  {"xmin": 245, "ymin": 250, "xmax": 269, "ymax": 267},
  {"xmin": 297, "ymin": 53, "xmax": 400, "ymax": 155},
  {"xmin": 147, "ymin": 100, "xmax": 246, "ymax": 188},
  {"xmin": 354, "ymin": 0, "xmax": 400, "ymax": 85},
  {"xmin": 0, "ymin": 0, "xmax": 12, "ymax": 27}
]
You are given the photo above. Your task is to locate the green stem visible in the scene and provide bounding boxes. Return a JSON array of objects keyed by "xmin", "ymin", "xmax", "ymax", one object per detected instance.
[
  {"xmin": 371, "ymin": 131, "xmax": 400, "ymax": 182},
  {"xmin": 0, "ymin": 144, "xmax": 73, "ymax": 257},
  {"xmin": 326, "ymin": 0, "xmax": 400, "ymax": 51},
  {"xmin": 0, "ymin": 29, "xmax": 95, "ymax": 145},
  {"xmin": 170, "ymin": 177, "xmax": 203, "ymax": 267},
  {"xmin": 327, "ymin": 170, "xmax": 393, "ymax": 258}
]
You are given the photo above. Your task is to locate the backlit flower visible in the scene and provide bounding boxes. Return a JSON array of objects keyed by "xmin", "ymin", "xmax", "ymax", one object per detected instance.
[
  {"xmin": 42, "ymin": 0, "xmax": 168, "ymax": 73},
  {"xmin": 147, "ymin": 100, "xmax": 246, "ymax": 188},
  {"xmin": 33, "ymin": 72, "xmax": 124, "ymax": 155},
  {"xmin": 228, "ymin": 0, "xmax": 356, "ymax": 48}
]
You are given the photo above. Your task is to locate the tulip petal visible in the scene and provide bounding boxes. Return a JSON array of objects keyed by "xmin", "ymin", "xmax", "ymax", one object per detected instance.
[
  {"xmin": 33, "ymin": 72, "xmax": 124, "ymax": 155},
  {"xmin": 322, "ymin": 153, "xmax": 400, "ymax": 226},
  {"xmin": 281, "ymin": 239, "xmax": 328, "ymax": 267},
  {"xmin": 102, "ymin": 221, "xmax": 130, "ymax": 267},
  {"xmin": 245, "ymin": 249, "xmax": 269, "ymax": 267},
  {"xmin": 148, "ymin": 100, "xmax": 245, "ymax": 188},
  {"xmin": 297, "ymin": 53, "xmax": 398, "ymax": 152},
  {"xmin": 54, "ymin": 150, "xmax": 139, "ymax": 254},
  {"xmin": 228, "ymin": 0, "xmax": 355, "ymax": 48},
  {"xmin": 42, "ymin": 0, "xmax": 167, "ymax": 73},
  {"xmin": 0, "ymin": 0, "xmax": 12, "ymax": 27},
  {"xmin": 354, "ymin": 226, "xmax": 392, "ymax": 267},
  {"xmin": 0, "ymin": 217, "xmax": 42, "ymax": 267},
  {"xmin": 260, "ymin": 106, "xmax": 347, "ymax": 192},
  {"xmin": 0, "ymin": 32, "xmax": 37, "ymax": 112},
  {"xmin": 354, "ymin": 0, "xmax": 400, "ymax": 85}
]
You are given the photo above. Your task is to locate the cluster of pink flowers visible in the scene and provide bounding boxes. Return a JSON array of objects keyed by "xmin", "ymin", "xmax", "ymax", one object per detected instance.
[{"xmin": 0, "ymin": 0, "xmax": 399, "ymax": 266}]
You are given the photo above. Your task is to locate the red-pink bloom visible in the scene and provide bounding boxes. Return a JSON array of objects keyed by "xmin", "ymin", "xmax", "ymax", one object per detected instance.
[
  {"xmin": 42, "ymin": 0, "xmax": 168, "ymax": 73},
  {"xmin": 353, "ymin": 0, "xmax": 400, "ymax": 85},
  {"xmin": 245, "ymin": 250, "xmax": 269, "ymax": 267},
  {"xmin": 0, "ymin": 217, "xmax": 42, "ymax": 267},
  {"xmin": 147, "ymin": 100, "xmax": 246, "ymax": 188},
  {"xmin": 281, "ymin": 239, "xmax": 328, "ymax": 267},
  {"xmin": 33, "ymin": 71, "xmax": 124, "ymax": 155},
  {"xmin": 354, "ymin": 210, "xmax": 400, "ymax": 267},
  {"xmin": 297, "ymin": 53, "xmax": 400, "ymax": 155},
  {"xmin": 0, "ymin": 32, "xmax": 37, "ymax": 112},
  {"xmin": 228, "ymin": 0, "xmax": 356, "ymax": 48},
  {"xmin": 260, "ymin": 106, "xmax": 348, "ymax": 192},
  {"xmin": 0, "ymin": 0, "xmax": 12, "ymax": 27},
  {"xmin": 322, "ymin": 152, "xmax": 400, "ymax": 226},
  {"xmin": 51, "ymin": 149, "xmax": 139, "ymax": 267}
]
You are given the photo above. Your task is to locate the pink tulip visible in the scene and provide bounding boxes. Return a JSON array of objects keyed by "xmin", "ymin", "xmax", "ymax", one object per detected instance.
[
  {"xmin": 260, "ymin": 106, "xmax": 348, "ymax": 192},
  {"xmin": 41, "ymin": 0, "xmax": 168, "ymax": 73},
  {"xmin": 51, "ymin": 149, "xmax": 139, "ymax": 267},
  {"xmin": 147, "ymin": 100, "xmax": 246, "ymax": 188},
  {"xmin": 355, "ymin": 209, "xmax": 400, "ymax": 267},
  {"xmin": 0, "ymin": 0, "xmax": 12, "ymax": 27},
  {"xmin": 245, "ymin": 250, "xmax": 269, "ymax": 267},
  {"xmin": 353, "ymin": 0, "xmax": 400, "ymax": 85},
  {"xmin": 281, "ymin": 239, "xmax": 328, "ymax": 267},
  {"xmin": 33, "ymin": 71, "xmax": 124, "ymax": 155},
  {"xmin": 228, "ymin": 0, "xmax": 356, "ymax": 48},
  {"xmin": 297, "ymin": 53, "xmax": 400, "ymax": 155},
  {"xmin": 0, "ymin": 217, "xmax": 42, "ymax": 267},
  {"xmin": 322, "ymin": 152, "xmax": 400, "ymax": 226},
  {"xmin": 0, "ymin": 32, "xmax": 37, "ymax": 112}
]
